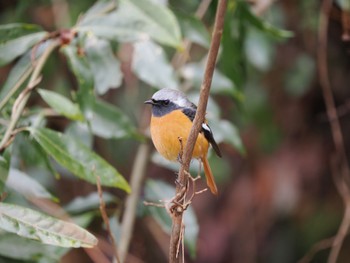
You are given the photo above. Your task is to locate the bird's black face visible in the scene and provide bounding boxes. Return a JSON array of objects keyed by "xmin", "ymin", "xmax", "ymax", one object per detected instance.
[{"xmin": 144, "ymin": 99, "xmax": 179, "ymax": 117}]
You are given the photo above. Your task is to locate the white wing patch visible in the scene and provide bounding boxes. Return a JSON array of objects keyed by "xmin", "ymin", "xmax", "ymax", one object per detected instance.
[{"xmin": 202, "ymin": 123, "xmax": 211, "ymax": 132}]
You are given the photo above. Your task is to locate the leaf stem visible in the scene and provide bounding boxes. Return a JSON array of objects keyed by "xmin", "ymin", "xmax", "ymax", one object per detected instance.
[
  {"xmin": 0, "ymin": 39, "xmax": 60, "ymax": 151},
  {"xmin": 0, "ymin": 66, "xmax": 33, "ymax": 113}
]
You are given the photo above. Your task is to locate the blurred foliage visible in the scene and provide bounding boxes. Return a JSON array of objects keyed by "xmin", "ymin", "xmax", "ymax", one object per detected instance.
[{"xmin": 2, "ymin": 0, "xmax": 346, "ymax": 262}]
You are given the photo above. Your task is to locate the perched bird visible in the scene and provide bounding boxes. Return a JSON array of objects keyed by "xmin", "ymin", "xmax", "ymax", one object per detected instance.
[{"xmin": 145, "ymin": 88, "xmax": 222, "ymax": 195}]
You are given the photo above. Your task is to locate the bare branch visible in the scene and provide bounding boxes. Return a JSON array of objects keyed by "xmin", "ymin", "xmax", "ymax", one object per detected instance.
[{"xmin": 169, "ymin": 0, "xmax": 227, "ymax": 262}]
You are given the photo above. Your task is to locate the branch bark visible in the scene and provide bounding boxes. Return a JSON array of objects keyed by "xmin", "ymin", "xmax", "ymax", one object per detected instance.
[{"xmin": 169, "ymin": 0, "xmax": 227, "ymax": 262}]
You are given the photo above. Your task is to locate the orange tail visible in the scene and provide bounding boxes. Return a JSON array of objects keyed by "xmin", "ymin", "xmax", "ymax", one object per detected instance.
[{"xmin": 201, "ymin": 157, "xmax": 218, "ymax": 195}]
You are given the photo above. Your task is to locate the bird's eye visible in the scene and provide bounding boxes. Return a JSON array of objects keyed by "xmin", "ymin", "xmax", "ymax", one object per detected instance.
[{"xmin": 163, "ymin": 100, "xmax": 170, "ymax": 105}]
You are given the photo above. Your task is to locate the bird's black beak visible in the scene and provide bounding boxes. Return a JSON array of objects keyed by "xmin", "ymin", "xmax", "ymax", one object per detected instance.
[{"xmin": 144, "ymin": 99, "xmax": 154, "ymax": 105}]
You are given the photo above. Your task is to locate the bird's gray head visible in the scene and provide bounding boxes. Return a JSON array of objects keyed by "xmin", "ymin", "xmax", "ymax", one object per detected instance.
[{"xmin": 144, "ymin": 88, "xmax": 196, "ymax": 117}]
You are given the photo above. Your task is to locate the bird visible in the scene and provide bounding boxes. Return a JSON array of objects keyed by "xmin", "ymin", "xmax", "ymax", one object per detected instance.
[{"xmin": 144, "ymin": 88, "xmax": 222, "ymax": 195}]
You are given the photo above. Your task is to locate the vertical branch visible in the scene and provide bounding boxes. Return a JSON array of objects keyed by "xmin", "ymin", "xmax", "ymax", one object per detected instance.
[
  {"xmin": 169, "ymin": 0, "xmax": 227, "ymax": 262},
  {"xmin": 317, "ymin": 0, "xmax": 350, "ymax": 262},
  {"xmin": 118, "ymin": 144, "xmax": 150, "ymax": 263}
]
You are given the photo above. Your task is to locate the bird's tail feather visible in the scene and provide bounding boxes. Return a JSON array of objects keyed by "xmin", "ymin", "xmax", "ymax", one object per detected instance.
[{"xmin": 201, "ymin": 157, "xmax": 218, "ymax": 195}]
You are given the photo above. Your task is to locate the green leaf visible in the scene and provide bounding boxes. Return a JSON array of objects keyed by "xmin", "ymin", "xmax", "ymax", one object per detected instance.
[
  {"xmin": 132, "ymin": 40, "xmax": 177, "ymax": 89},
  {"xmin": 0, "ymin": 31, "xmax": 46, "ymax": 66},
  {"xmin": 244, "ymin": 27, "xmax": 274, "ymax": 71},
  {"xmin": 6, "ymin": 168, "xmax": 56, "ymax": 201},
  {"xmin": 0, "ymin": 232, "xmax": 62, "ymax": 262},
  {"xmin": 0, "ymin": 156, "xmax": 9, "ymax": 194},
  {"xmin": 61, "ymin": 44, "xmax": 94, "ymax": 113},
  {"xmin": 0, "ymin": 23, "xmax": 43, "ymax": 43},
  {"xmin": 85, "ymin": 37, "xmax": 122, "ymax": 95},
  {"xmin": 209, "ymin": 119, "xmax": 245, "ymax": 155},
  {"xmin": 144, "ymin": 179, "xmax": 199, "ymax": 258},
  {"xmin": 336, "ymin": 0, "xmax": 350, "ymax": 11},
  {"xmin": 65, "ymin": 192, "xmax": 118, "ymax": 214},
  {"xmin": 79, "ymin": 0, "xmax": 117, "ymax": 24},
  {"xmin": 175, "ymin": 11, "xmax": 210, "ymax": 48},
  {"xmin": 77, "ymin": 0, "xmax": 182, "ymax": 48},
  {"xmin": 0, "ymin": 203, "xmax": 98, "ymax": 248},
  {"xmin": 181, "ymin": 61, "xmax": 243, "ymax": 101},
  {"xmin": 0, "ymin": 40, "xmax": 53, "ymax": 109},
  {"xmin": 37, "ymin": 89, "xmax": 84, "ymax": 121},
  {"xmin": 242, "ymin": 2, "xmax": 294, "ymax": 39},
  {"xmin": 86, "ymin": 99, "xmax": 139, "ymax": 140},
  {"xmin": 27, "ymin": 127, "xmax": 130, "ymax": 192},
  {"xmin": 284, "ymin": 53, "xmax": 315, "ymax": 97},
  {"xmin": 0, "ymin": 213, "xmax": 95, "ymax": 262}
]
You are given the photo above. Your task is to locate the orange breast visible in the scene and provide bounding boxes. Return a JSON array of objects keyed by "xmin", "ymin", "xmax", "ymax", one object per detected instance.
[{"xmin": 150, "ymin": 110, "xmax": 209, "ymax": 161}]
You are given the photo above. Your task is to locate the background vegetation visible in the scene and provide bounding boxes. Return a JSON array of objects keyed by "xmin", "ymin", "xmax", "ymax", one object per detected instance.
[{"xmin": 0, "ymin": 0, "xmax": 349, "ymax": 262}]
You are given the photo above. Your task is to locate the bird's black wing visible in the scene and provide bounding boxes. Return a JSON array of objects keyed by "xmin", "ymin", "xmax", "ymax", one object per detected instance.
[{"xmin": 182, "ymin": 107, "xmax": 222, "ymax": 157}]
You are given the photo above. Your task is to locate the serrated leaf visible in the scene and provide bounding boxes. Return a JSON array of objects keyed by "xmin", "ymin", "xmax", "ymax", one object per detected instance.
[
  {"xmin": 132, "ymin": 40, "xmax": 177, "ymax": 89},
  {"xmin": 144, "ymin": 179, "xmax": 198, "ymax": 258},
  {"xmin": 37, "ymin": 89, "xmax": 84, "ymax": 121},
  {"xmin": 77, "ymin": 0, "xmax": 182, "ymax": 48},
  {"xmin": 175, "ymin": 11, "xmax": 210, "ymax": 48},
  {"xmin": 86, "ymin": 99, "xmax": 139, "ymax": 140},
  {"xmin": 242, "ymin": 2, "xmax": 293, "ymax": 39},
  {"xmin": 6, "ymin": 168, "xmax": 56, "ymax": 201},
  {"xmin": 27, "ymin": 127, "xmax": 130, "ymax": 192},
  {"xmin": 0, "ymin": 31, "xmax": 46, "ymax": 66},
  {"xmin": 85, "ymin": 37, "xmax": 122, "ymax": 95},
  {"xmin": 0, "ymin": 203, "xmax": 98, "ymax": 248}
]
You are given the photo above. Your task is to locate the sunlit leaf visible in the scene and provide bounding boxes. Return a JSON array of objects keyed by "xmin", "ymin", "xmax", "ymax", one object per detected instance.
[
  {"xmin": 86, "ymin": 99, "xmax": 140, "ymax": 140},
  {"xmin": 144, "ymin": 179, "xmax": 199, "ymax": 258},
  {"xmin": 85, "ymin": 37, "xmax": 122, "ymax": 95},
  {"xmin": 6, "ymin": 168, "xmax": 56, "ymax": 201},
  {"xmin": 0, "ymin": 203, "xmax": 98, "ymax": 248},
  {"xmin": 37, "ymin": 89, "xmax": 84, "ymax": 121},
  {"xmin": 65, "ymin": 192, "xmax": 118, "ymax": 214},
  {"xmin": 0, "ymin": 31, "xmax": 46, "ymax": 66},
  {"xmin": 77, "ymin": 0, "xmax": 182, "ymax": 48},
  {"xmin": 27, "ymin": 127, "xmax": 131, "ymax": 192},
  {"xmin": 175, "ymin": 11, "xmax": 210, "ymax": 48},
  {"xmin": 132, "ymin": 40, "xmax": 177, "ymax": 89}
]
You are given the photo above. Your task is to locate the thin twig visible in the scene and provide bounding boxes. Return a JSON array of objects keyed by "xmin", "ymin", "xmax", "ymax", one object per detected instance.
[
  {"xmin": 118, "ymin": 144, "xmax": 150, "ymax": 263},
  {"xmin": 169, "ymin": 0, "xmax": 227, "ymax": 262},
  {"xmin": 0, "ymin": 40, "xmax": 60, "ymax": 152},
  {"xmin": 317, "ymin": 0, "xmax": 350, "ymax": 263},
  {"xmin": 96, "ymin": 176, "xmax": 121, "ymax": 263}
]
